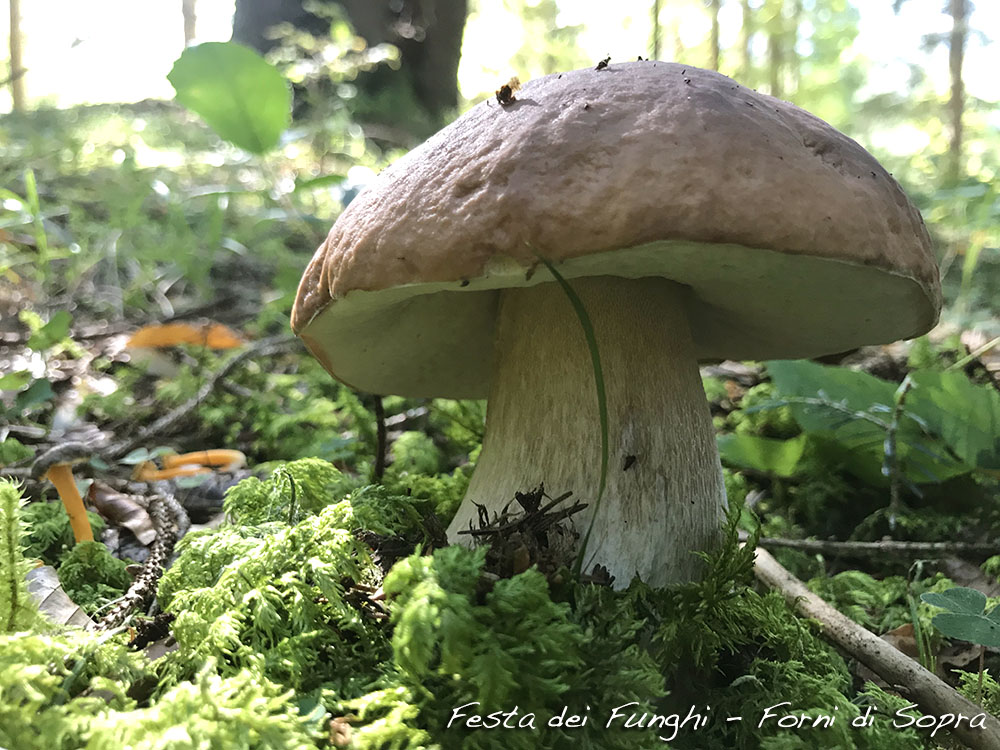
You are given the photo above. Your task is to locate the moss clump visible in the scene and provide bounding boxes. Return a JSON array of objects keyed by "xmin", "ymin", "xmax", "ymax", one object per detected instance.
[
  {"xmin": 0, "ymin": 630, "xmax": 148, "ymax": 750},
  {"xmin": 21, "ymin": 501, "xmax": 106, "ymax": 566},
  {"xmin": 57, "ymin": 540, "xmax": 132, "ymax": 616},
  {"xmin": 390, "ymin": 431, "xmax": 442, "ymax": 476},
  {"xmin": 223, "ymin": 457, "xmax": 358, "ymax": 525},
  {"xmin": 157, "ymin": 474, "xmax": 433, "ymax": 696},
  {"xmin": 1, "ymin": 464, "xmax": 941, "ymax": 748},
  {"xmin": 729, "ymin": 383, "xmax": 799, "ymax": 438}
]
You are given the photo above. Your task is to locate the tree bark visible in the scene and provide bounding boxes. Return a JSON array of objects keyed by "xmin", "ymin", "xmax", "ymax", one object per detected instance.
[
  {"xmin": 182, "ymin": 0, "xmax": 197, "ymax": 47},
  {"xmin": 651, "ymin": 0, "xmax": 662, "ymax": 60},
  {"xmin": 766, "ymin": 0, "xmax": 784, "ymax": 98},
  {"xmin": 739, "ymin": 0, "xmax": 753, "ymax": 82},
  {"xmin": 947, "ymin": 0, "xmax": 967, "ymax": 183},
  {"xmin": 707, "ymin": 0, "xmax": 721, "ymax": 71},
  {"xmin": 8, "ymin": 0, "xmax": 26, "ymax": 112}
]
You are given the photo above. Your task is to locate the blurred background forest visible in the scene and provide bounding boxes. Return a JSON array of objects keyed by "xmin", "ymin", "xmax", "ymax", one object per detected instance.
[{"xmin": 2, "ymin": 0, "xmax": 998, "ymax": 330}]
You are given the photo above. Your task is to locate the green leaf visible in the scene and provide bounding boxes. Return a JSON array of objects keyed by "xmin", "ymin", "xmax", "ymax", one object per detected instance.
[
  {"xmin": 0, "ymin": 438, "xmax": 34, "ymax": 466},
  {"xmin": 907, "ymin": 370, "xmax": 1000, "ymax": 471},
  {"xmin": 931, "ymin": 613, "xmax": 1000, "ymax": 649},
  {"xmin": 921, "ymin": 587, "xmax": 987, "ymax": 615},
  {"xmin": 764, "ymin": 359, "xmax": 971, "ymax": 484},
  {"xmin": 14, "ymin": 379, "xmax": 54, "ymax": 412},
  {"xmin": 0, "ymin": 371, "xmax": 32, "ymax": 391},
  {"xmin": 717, "ymin": 433, "xmax": 809, "ymax": 478},
  {"xmin": 167, "ymin": 42, "xmax": 291, "ymax": 154},
  {"xmin": 25, "ymin": 310, "xmax": 72, "ymax": 351}
]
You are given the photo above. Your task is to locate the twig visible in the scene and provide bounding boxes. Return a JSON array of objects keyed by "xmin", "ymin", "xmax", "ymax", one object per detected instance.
[
  {"xmin": 96, "ymin": 489, "xmax": 188, "ymax": 630},
  {"xmin": 105, "ymin": 335, "xmax": 301, "ymax": 459},
  {"xmin": 458, "ymin": 491, "xmax": 584, "ymax": 537},
  {"xmin": 752, "ymin": 534, "xmax": 1000, "ymax": 558},
  {"xmin": 752, "ymin": 545, "xmax": 1000, "ymax": 750}
]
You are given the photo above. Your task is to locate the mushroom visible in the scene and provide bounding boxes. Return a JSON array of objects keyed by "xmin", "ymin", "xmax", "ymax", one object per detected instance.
[
  {"xmin": 32, "ymin": 443, "xmax": 97, "ymax": 544},
  {"xmin": 290, "ymin": 62, "xmax": 941, "ymax": 588},
  {"xmin": 133, "ymin": 449, "xmax": 247, "ymax": 481}
]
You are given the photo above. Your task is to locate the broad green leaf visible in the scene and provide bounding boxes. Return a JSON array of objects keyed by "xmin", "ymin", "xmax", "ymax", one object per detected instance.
[
  {"xmin": 930, "ymin": 613, "xmax": 1000, "ymax": 649},
  {"xmin": 907, "ymin": 370, "xmax": 1000, "ymax": 471},
  {"xmin": 168, "ymin": 42, "xmax": 291, "ymax": 154},
  {"xmin": 921, "ymin": 587, "xmax": 987, "ymax": 615},
  {"xmin": 764, "ymin": 359, "xmax": 971, "ymax": 484},
  {"xmin": 717, "ymin": 433, "xmax": 810, "ymax": 478},
  {"xmin": 14, "ymin": 378, "xmax": 54, "ymax": 412}
]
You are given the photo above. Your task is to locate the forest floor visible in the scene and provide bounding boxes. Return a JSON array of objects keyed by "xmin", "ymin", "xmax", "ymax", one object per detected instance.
[{"xmin": 2, "ymin": 101, "xmax": 1000, "ymax": 750}]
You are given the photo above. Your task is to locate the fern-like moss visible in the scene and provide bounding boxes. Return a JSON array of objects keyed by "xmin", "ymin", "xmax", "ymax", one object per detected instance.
[{"xmin": 0, "ymin": 479, "xmax": 40, "ymax": 633}]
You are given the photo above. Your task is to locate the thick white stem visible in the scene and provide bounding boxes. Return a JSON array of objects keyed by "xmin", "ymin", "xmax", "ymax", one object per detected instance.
[{"xmin": 448, "ymin": 276, "xmax": 727, "ymax": 587}]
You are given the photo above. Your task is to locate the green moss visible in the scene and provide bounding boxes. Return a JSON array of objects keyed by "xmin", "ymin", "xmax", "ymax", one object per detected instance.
[
  {"xmin": 0, "ymin": 630, "xmax": 147, "ymax": 750},
  {"xmin": 730, "ymin": 383, "xmax": 800, "ymax": 438},
  {"xmin": 57, "ymin": 541, "xmax": 132, "ymax": 616},
  {"xmin": 21, "ymin": 501, "xmax": 106, "ymax": 566},
  {"xmin": 223, "ymin": 457, "xmax": 358, "ymax": 525},
  {"xmin": 87, "ymin": 663, "xmax": 321, "ymax": 750},
  {"xmin": 1, "ymin": 462, "xmax": 944, "ymax": 748},
  {"xmin": 390, "ymin": 431, "xmax": 442, "ymax": 476},
  {"xmin": 1, "ymin": 480, "xmax": 41, "ymax": 633},
  {"xmin": 156, "ymin": 482, "xmax": 432, "ymax": 694}
]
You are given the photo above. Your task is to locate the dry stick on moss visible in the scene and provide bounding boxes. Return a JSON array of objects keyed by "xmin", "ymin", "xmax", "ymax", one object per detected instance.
[
  {"xmin": 752, "ymin": 545, "xmax": 1000, "ymax": 750},
  {"xmin": 754, "ymin": 535, "xmax": 1000, "ymax": 558},
  {"xmin": 105, "ymin": 335, "xmax": 301, "ymax": 460}
]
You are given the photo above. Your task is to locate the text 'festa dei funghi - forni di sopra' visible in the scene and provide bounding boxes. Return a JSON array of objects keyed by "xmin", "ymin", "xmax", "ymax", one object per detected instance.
[{"xmin": 445, "ymin": 701, "xmax": 989, "ymax": 742}]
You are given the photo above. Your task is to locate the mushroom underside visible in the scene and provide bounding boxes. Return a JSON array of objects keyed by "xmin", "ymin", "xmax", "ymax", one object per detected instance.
[
  {"xmin": 297, "ymin": 239, "xmax": 938, "ymax": 399},
  {"xmin": 446, "ymin": 276, "xmax": 727, "ymax": 588}
]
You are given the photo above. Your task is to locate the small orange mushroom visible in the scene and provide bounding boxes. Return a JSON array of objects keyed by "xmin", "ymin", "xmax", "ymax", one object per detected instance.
[
  {"xmin": 133, "ymin": 449, "xmax": 247, "ymax": 481},
  {"xmin": 126, "ymin": 322, "xmax": 245, "ymax": 350},
  {"xmin": 32, "ymin": 444, "xmax": 96, "ymax": 544}
]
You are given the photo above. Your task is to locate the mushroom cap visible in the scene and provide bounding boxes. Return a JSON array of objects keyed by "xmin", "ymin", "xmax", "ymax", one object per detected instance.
[{"xmin": 292, "ymin": 62, "xmax": 941, "ymax": 399}]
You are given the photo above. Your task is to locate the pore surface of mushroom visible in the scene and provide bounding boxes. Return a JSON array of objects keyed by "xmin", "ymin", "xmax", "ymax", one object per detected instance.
[{"xmin": 291, "ymin": 62, "xmax": 941, "ymax": 588}]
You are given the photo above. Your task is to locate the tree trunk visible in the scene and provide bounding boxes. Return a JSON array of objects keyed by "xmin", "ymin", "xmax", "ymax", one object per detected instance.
[
  {"xmin": 788, "ymin": 0, "xmax": 802, "ymax": 93},
  {"xmin": 766, "ymin": 0, "xmax": 784, "ymax": 98},
  {"xmin": 707, "ymin": 0, "xmax": 721, "ymax": 71},
  {"xmin": 8, "ymin": 0, "xmax": 26, "ymax": 112},
  {"xmin": 651, "ymin": 0, "xmax": 662, "ymax": 60},
  {"xmin": 947, "ymin": 0, "xmax": 967, "ymax": 183},
  {"xmin": 739, "ymin": 0, "xmax": 752, "ymax": 82},
  {"xmin": 182, "ymin": 0, "xmax": 197, "ymax": 47},
  {"xmin": 232, "ymin": 0, "xmax": 467, "ymax": 129}
]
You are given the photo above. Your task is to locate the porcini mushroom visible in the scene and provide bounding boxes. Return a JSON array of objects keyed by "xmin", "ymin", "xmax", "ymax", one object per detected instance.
[{"xmin": 291, "ymin": 62, "xmax": 941, "ymax": 588}]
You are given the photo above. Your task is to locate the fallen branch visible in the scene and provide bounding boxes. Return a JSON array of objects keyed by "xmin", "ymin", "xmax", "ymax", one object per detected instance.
[
  {"xmin": 754, "ymin": 535, "xmax": 1000, "ymax": 559},
  {"xmin": 105, "ymin": 335, "xmax": 301, "ymax": 460},
  {"xmin": 752, "ymin": 545, "xmax": 1000, "ymax": 750},
  {"xmin": 95, "ymin": 489, "xmax": 189, "ymax": 630}
]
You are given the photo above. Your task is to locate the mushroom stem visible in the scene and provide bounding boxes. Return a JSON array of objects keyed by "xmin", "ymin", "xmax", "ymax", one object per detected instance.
[
  {"xmin": 44, "ymin": 464, "xmax": 94, "ymax": 544},
  {"xmin": 447, "ymin": 275, "xmax": 726, "ymax": 588}
]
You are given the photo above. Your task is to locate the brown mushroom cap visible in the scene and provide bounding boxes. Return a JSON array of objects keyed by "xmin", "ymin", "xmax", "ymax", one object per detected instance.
[{"xmin": 292, "ymin": 61, "xmax": 941, "ymax": 398}]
